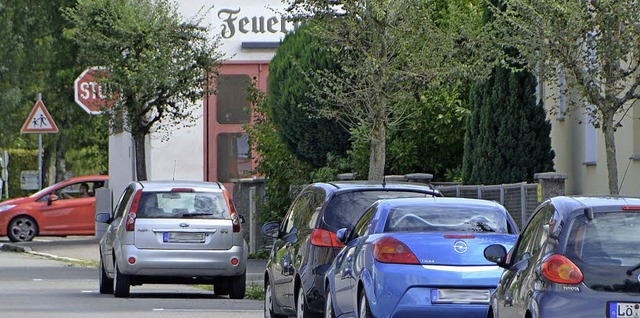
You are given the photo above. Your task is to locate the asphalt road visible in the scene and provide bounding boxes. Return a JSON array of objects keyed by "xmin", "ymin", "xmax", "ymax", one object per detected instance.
[
  {"xmin": 0, "ymin": 236, "xmax": 266, "ymax": 287},
  {"xmin": 0, "ymin": 249, "xmax": 264, "ymax": 317}
]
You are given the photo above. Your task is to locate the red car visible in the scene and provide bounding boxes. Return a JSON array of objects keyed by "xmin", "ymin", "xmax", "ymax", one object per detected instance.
[{"xmin": 0, "ymin": 175, "xmax": 108, "ymax": 242}]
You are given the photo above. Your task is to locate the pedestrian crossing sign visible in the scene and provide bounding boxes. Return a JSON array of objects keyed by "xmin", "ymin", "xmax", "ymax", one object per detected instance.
[{"xmin": 21, "ymin": 100, "xmax": 59, "ymax": 134}]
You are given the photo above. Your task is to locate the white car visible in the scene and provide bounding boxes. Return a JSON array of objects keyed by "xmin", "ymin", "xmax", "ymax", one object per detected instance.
[{"xmin": 96, "ymin": 180, "xmax": 247, "ymax": 298}]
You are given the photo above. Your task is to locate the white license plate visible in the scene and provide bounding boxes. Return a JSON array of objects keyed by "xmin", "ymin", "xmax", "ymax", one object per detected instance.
[
  {"xmin": 431, "ymin": 289, "xmax": 490, "ymax": 304},
  {"xmin": 163, "ymin": 232, "xmax": 205, "ymax": 243},
  {"xmin": 609, "ymin": 302, "xmax": 640, "ymax": 318}
]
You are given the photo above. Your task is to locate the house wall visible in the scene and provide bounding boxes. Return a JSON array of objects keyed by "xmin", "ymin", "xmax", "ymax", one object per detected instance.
[{"xmin": 545, "ymin": 81, "xmax": 640, "ymax": 196}]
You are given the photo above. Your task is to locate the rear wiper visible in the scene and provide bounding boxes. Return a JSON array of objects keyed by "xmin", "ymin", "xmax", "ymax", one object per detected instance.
[
  {"xmin": 181, "ymin": 212, "xmax": 215, "ymax": 217},
  {"xmin": 626, "ymin": 262, "xmax": 640, "ymax": 275}
]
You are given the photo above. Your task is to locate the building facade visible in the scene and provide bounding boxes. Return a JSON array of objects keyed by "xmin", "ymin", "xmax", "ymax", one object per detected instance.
[
  {"xmin": 543, "ymin": 80, "xmax": 640, "ymax": 196},
  {"xmin": 109, "ymin": 0, "xmax": 290, "ymax": 196}
]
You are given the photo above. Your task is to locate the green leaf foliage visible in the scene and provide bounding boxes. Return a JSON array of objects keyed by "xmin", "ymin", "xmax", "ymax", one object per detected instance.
[
  {"xmin": 463, "ymin": 66, "xmax": 554, "ymax": 184},
  {"xmin": 63, "ymin": 0, "xmax": 223, "ymax": 180},
  {"xmin": 267, "ymin": 23, "xmax": 351, "ymax": 168}
]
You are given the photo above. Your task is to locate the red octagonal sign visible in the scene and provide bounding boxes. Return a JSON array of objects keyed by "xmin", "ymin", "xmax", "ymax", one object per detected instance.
[{"xmin": 74, "ymin": 67, "xmax": 117, "ymax": 115}]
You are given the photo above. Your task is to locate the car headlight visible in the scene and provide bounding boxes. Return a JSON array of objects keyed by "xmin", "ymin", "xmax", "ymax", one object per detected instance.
[{"xmin": 0, "ymin": 204, "xmax": 17, "ymax": 212}]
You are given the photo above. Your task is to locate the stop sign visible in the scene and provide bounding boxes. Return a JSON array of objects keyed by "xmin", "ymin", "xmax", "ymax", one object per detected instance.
[{"xmin": 74, "ymin": 67, "xmax": 116, "ymax": 115}]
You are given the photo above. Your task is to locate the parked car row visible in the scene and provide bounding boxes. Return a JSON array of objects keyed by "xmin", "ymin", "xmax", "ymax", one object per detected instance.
[{"xmin": 262, "ymin": 180, "xmax": 640, "ymax": 318}]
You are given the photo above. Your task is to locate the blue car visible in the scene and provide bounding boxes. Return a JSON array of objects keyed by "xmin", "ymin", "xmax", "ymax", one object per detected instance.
[
  {"xmin": 324, "ymin": 197, "xmax": 519, "ymax": 318},
  {"xmin": 484, "ymin": 196, "xmax": 640, "ymax": 318}
]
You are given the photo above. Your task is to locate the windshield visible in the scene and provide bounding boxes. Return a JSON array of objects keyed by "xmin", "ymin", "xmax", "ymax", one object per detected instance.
[
  {"xmin": 565, "ymin": 212, "xmax": 640, "ymax": 293},
  {"xmin": 384, "ymin": 205, "xmax": 509, "ymax": 233},
  {"xmin": 323, "ymin": 190, "xmax": 434, "ymax": 230},
  {"xmin": 137, "ymin": 191, "xmax": 229, "ymax": 219}
]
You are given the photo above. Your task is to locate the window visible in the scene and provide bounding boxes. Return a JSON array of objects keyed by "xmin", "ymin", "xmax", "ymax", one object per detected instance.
[
  {"xmin": 216, "ymin": 75, "xmax": 251, "ymax": 124},
  {"xmin": 217, "ymin": 133, "xmax": 251, "ymax": 182},
  {"xmin": 584, "ymin": 106, "xmax": 597, "ymax": 165},
  {"xmin": 633, "ymin": 101, "xmax": 640, "ymax": 160},
  {"xmin": 113, "ymin": 185, "xmax": 135, "ymax": 219}
]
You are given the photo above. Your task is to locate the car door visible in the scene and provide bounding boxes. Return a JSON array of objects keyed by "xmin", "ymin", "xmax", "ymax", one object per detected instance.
[
  {"xmin": 496, "ymin": 203, "xmax": 553, "ymax": 317},
  {"xmin": 38, "ymin": 182, "xmax": 96, "ymax": 234},
  {"xmin": 271, "ymin": 190, "xmax": 314, "ymax": 310},
  {"xmin": 100, "ymin": 184, "xmax": 135, "ymax": 275},
  {"xmin": 334, "ymin": 205, "xmax": 376, "ymax": 315}
]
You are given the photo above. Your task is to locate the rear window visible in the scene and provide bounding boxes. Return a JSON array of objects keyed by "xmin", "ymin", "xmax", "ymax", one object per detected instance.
[
  {"xmin": 384, "ymin": 205, "xmax": 509, "ymax": 233},
  {"xmin": 137, "ymin": 191, "xmax": 229, "ymax": 219},
  {"xmin": 323, "ymin": 190, "xmax": 434, "ymax": 230},
  {"xmin": 565, "ymin": 212, "xmax": 640, "ymax": 293}
]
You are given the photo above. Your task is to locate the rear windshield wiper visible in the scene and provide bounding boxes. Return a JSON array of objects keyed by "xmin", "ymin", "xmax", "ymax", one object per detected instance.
[
  {"xmin": 626, "ymin": 262, "xmax": 640, "ymax": 275},
  {"xmin": 181, "ymin": 212, "xmax": 215, "ymax": 218}
]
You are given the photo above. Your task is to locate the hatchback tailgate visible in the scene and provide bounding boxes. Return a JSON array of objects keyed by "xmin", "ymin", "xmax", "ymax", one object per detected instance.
[{"xmin": 133, "ymin": 219, "xmax": 234, "ymax": 250}]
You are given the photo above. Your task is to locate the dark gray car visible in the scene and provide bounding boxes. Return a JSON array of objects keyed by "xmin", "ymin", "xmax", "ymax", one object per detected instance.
[
  {"xmin": 484, "ymin": 196, "xmax": 640, "ymax": 318},
  {"xmin": 96, "ymin": 180, "xmax": 247, "ymax": 298}
]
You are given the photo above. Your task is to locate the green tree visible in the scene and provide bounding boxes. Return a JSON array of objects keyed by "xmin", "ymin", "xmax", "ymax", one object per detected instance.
[
  {"xmin": 285, "ymin": 0, "xmax": 485, "ymax": 181},
  {"xmin": 244, "ymin": 82, "xmax": 315, "ymax": 222},
  {"xmin": 463, "ymin": 65, "xmax": 554, "ymax": 184},
  {"xmin": 486, "ymin": 0, "xmax": 640, "ymax": 194},
  {"xmin": 267, "ymin": 23, "xmax": 351, "ymax": 168},
  {"xmin": 63, "ymin": 0, "xmax": 222, "ymax": 180},
  {"xmin": 0, "ymin": 0, "xmax": 109, "ymax": 186}
]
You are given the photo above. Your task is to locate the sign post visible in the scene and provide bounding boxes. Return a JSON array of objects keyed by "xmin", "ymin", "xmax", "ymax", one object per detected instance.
[
  {"xmin": 21, "ymin": 94, "xmax": 59, "ymax": 190},
  {"xmin": 74, "ymin": 67, "xmax": 116, "ymax": 114}
]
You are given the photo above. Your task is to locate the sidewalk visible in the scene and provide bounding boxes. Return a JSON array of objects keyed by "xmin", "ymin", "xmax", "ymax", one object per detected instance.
[{"xmin": 0, "ymin": 236, "xmax": 266, "ymax": 287}]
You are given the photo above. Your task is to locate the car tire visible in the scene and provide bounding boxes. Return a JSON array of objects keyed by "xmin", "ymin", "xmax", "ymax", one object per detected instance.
[
  {"xmin": 325, "ymin": 285, "xmax": 336, "ymax": 318},
  {"xmin": 7, "ymin": 216, "xmax": 38, "ymax": 242},
  {"xmin": 99, "ymin": 258, "xmax": 114, "ymax": 294},
  {"xmin": 228, "ymin": 271, "xmax": 246, "ymax": 300},
  {"xmin": 358, "ymin": 291, "xmax": 372, "ymax": 318},
  {"xmin": 214, "ymin": 278, "xmax": 230, "ymax": 296},
  {"xmin": 296, "ymin": 286, "xmax": 319, "ymax": 318},
  {"xmin": 113, "ymin": 262, "xmax": 130, "ymax": 298},
  {"xmin": 264, "ymin": 280, "xmax": 287, "ymax": 318}
]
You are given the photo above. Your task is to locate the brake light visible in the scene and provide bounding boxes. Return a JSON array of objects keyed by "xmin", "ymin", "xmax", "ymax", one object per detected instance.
[
  {"xmin": 126, "ymin": 190, "xmax": 143, "ymax": 231},
  {"xmin": 223, "ymin": 190, "xmax": 241, "ymax": 233},
  {"xmin": 310, "ymin": 229, "xmax": 345, "ymax": 247},
  {"xmin": 171, "ymin": 187, "xmax": 193, "ymax": 192},
  {"xmin": 372, "ymin": 236, "xmax": 419, "ymax": 264},
  {"xmin": 623, "ymin": 206, "xmax": 640, "ymax": 211},
  {"xmin": 541, "ymin": 254, "xmax": 583, "ymax": 284}
]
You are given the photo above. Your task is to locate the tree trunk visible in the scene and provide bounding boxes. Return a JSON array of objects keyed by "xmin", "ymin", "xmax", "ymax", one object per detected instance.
[
  {"xmin": 601, "ymin": 111, "xmax": 619, "ymax": 194},
  {"xmin": 368, "ymin": 105, "xmax": 387, "ymax": 181},
  {"xmin": 133, "ymin": 132, "xmax": 147, "ymax": 181}
]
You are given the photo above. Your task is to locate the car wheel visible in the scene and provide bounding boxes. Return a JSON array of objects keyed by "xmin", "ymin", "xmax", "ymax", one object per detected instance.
[
  {"xmin": 264, "ymin": 280, "xmax": 287, "ymax": 318},
  {"xmin": 228, "ymin": 271, "xmax": 246, "ymax": 299},
  {"xmin": 8, "ymin": 216, "xmax": 38, "ymax": 242},
  {"xmin": 325, "ymin": 286, "xmax": 336, "ymax": 318},
  {"xmin": 113, "ymin": 262, "xmax": 130, "ymax": 298},
  {"xmin": 296, "ymin": 286, "xmax": 319, "ymax": 318},
  {"xmin": 214, "ymin": 278, "xmax": 230, "ymax": 296},
  {"xmin": 99, "ymin": 257, "xmax": 114, "ymax": 294},
  {"xmin": 359, "ymin": 291, "xmax": 372, "ymax": 318}
]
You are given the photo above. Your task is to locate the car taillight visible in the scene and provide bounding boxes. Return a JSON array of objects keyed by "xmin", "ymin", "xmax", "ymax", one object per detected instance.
[
  {"xmin": 126, "ymin": 190, "xmax": 143, "ymax": 231},
  {"xmin": 310, "ymin": 229, "xmax": 345, "ymax": 247},
  {"xmin": 372, "ymin": 236, "xmax": 419, "ymax": 264},
  {"xmin": 623, "ymin": 206, "xmax": 640, "ymax": 211},
  {"xmin": 541, "ymin": 254, "xmax": 583, "ymax": 284},
  {"xmin": 223, "ymin": 190, "xmax": 241, "ymax": 233}
]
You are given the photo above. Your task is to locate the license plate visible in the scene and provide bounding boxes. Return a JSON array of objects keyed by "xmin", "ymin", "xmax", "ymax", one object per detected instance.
[
  {"xmin": 608, "ymin": 302, "xmax": 640, "ymax": 318},
  {"xmin": 163, "ymin": 232, "xmax": 205, "ymax": 243},
  {"xmin": 431, "ymin": 289, "xmax": 490, "ymax": 304}
]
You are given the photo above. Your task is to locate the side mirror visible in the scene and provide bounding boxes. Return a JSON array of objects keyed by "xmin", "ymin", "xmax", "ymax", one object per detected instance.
[
  {"xmin": 48, "ymin": 194, "xmax": 59, "ymax": 206},
  {"xmin": 484, "ymin": 244, "xmax": 508, "ymax": 268},
  {"xmin": 261, "ymin": 221, "xmax": 280, "ymax": 238},
  {"xmin": 336, "ymin": 228, "xmax": 349, "ymax": 244},
  {"xmin": 95, "ymin": 213, "xmax": 112, "ymax": 224}
]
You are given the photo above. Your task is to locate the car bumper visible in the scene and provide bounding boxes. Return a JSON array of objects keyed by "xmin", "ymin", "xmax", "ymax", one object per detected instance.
[
  {"xmin": 116, "ymin": 244, "xmax": 246, "ymax": 277},
  {"xmin": 534, "ymin": 290, "xmax": 640, "ymax": 318}
]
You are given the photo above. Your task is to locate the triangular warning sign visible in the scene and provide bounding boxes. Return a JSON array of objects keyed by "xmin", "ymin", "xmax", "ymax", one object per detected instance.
[{"xmin": 21, "ymin": 100, "xmax": 59, "ymax": 134}]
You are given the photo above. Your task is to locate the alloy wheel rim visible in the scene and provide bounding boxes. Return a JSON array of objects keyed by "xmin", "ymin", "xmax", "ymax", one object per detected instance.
[
  {"xmin": 264, "ymin": 284, "xmax": 272, "ymax": 318},
  {"xmin": 297, "ymin": 290, "xmax": 304, "ymax": 318}
]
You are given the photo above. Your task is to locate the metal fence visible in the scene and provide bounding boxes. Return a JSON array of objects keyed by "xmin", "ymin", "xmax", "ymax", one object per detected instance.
[{"xmin": 434, "ymin": 182, "xmax": 540, "ymax": 229}]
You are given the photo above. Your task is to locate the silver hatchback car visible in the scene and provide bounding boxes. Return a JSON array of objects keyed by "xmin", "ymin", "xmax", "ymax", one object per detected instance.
[{"xmin": 96, "ymin": 180, "xmax": 247, "ymax": 298}]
